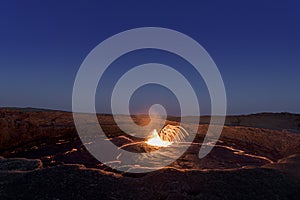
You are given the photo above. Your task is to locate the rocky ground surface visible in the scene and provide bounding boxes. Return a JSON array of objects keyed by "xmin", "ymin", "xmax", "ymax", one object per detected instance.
[
  {"xmin": 0, "ymin": 108, "xmax": 300, "ymax": 199},
  {"xmin": 0, "ymin": 156, "xmax": 300, "ymax": 200}
]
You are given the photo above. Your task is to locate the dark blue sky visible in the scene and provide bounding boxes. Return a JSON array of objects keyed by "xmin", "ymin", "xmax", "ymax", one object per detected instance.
[{"xmin": 0, "ymin": 0, "xmax": 299, "ymax": 115}]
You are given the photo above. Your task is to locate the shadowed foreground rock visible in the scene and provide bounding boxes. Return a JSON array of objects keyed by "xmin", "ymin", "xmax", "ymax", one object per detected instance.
[
  {"xmin": 0, "ymin": 156, "xmax": 42, "ymax": 171},
  {"xmin": 0, "ymin": 157, "xmax": 300, "ymax": 200},
  {"xmin": 264, "ymin": 154, "xmax": 300, "ymax": 179}
]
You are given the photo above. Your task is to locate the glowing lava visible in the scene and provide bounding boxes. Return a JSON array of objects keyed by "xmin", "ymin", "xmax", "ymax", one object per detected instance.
[
  {"xmin": 145, "ymin": 129, "xmax": 173, "ymax": 147},
  {"xmin": 145, "ymin": 125, "xmax": 189, "ymax": 147}
]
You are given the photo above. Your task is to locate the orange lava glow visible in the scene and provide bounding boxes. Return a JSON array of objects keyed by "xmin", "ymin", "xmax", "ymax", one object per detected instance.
[{"xmin": 145, "ymin": 129, "xmax": 173, "ymax": 147}]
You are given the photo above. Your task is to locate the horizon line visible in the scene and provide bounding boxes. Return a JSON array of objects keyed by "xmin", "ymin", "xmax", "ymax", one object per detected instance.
[{"xmin": 1, "ymin": 106, "xmax": 300, "ymax": 117}]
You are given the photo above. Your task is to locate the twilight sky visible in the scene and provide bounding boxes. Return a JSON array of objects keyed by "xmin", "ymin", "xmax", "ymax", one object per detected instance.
[{"xmin": 0, "ymin": 0, "xmax": 300, "ymax": 115}]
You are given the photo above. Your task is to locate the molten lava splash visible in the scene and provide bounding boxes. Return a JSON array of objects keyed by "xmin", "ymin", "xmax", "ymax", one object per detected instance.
[
  {"xmin": 145, "ymin": 125, "xmax": 189, "ymax": 147},
  {"xmin": 145, "ymin": 129, "xmax": 172, "ymax": 147},
  {"xmin": 159, "ymin": 124, "xmax": 189, "ymax": 143}
]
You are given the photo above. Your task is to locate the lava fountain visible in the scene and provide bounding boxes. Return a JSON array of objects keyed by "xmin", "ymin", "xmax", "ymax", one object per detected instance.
[
  {"xmin": 145, "ymin": 129, "xmax": 172, "ymax": 147},
  {"xmin": 145, "ymin": 124, "xmax": 189, "ymax": 147}
]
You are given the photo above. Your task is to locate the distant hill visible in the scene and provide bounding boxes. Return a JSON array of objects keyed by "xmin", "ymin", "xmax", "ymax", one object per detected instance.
[
  {"xmin": 1, "ymin": 107, "xmax": 300, "ymax": 133},
  {"xmin": 197, "ymin": 112, "xmax": 300, "ymax": 133},
  {"xmin": 0, "ymin": 107, "xmax": 67, "ymax": 113}
]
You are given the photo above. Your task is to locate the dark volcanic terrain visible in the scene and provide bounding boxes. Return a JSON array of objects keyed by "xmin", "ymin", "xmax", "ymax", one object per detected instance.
[{"xmin": 0, "ymin": 108, "xmax": 300, "ymax": 199}]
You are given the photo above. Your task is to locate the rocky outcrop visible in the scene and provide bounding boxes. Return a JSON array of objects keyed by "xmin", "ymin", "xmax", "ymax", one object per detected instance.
[{"xmin": 0, "ymin": 108, "xmax": 77, "ymax": 152}]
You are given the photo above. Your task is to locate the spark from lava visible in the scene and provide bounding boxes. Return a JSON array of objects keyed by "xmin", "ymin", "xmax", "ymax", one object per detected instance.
[{"xmin": 146, "ymin": 125, "xmax": 189, "ymax": 147}]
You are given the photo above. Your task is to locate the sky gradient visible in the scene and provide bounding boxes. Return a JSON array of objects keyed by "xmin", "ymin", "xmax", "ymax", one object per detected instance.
[{"xmin": 0, "ymin": 0, "xmax": 300, "ymax": 115}]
